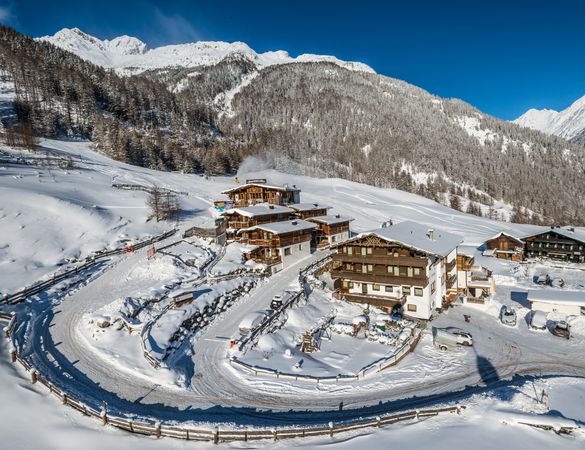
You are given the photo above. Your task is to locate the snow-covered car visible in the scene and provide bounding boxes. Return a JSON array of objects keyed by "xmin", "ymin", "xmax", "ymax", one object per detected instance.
[
  {"xmin": 238, "ymin": 311, "xmax": 268, "ymax": 336},
  {"xmin": 529, "ymin": 310, "xmax": 547, "ymax": 330},
  {"xmin": 551, "ymin": 321, "xmax": 570, "ymax": 339},
  {"xmin": 445, "ymin": 327, "xmax": 473, "ymax": 346},
  {"xmin": 270, "ymin": 294, "xmax": 284, "ymax": 310},
  {"xmin": 500, "ymin": 305, "xmax": 517, "ymax": 327}
]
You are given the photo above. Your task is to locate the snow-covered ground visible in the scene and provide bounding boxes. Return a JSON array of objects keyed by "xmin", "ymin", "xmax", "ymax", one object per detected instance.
[{"xmin": 2, "ymin": 134, "xmax": 585, "ymax": 448}]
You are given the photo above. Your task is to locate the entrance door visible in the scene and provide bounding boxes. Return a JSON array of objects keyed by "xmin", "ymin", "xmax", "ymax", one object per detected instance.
[{"xmin": 362, "ymin": 283, "xmax": 368, "ymax": 294}]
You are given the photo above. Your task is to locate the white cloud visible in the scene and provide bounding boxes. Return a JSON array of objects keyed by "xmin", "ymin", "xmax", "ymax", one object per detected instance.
[{"xmin": 153, "ymin": 8, "xmax": 202, "ymax": 44}]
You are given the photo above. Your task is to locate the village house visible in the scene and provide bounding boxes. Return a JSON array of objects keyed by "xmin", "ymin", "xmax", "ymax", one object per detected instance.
[
  {"xmin": 523, "ymin": 226, "xmax": 585, "ymax": 263},
  {"xmin": 483, "ymin": 232, "xmax": 525, "ymax": 261},
  {"xmin": 456, "ymin": 248, "xmax": 496, "ymax": 305},
  {"xmin": 329, "ymin": 221, "xmax": 462, "ymax": 320},
  {"xmin": 238, "ymin": 219, "xmax": 317, "ymax": 269},
  {"xmin": 221, "ymin": 179, "xmax": 301, "ymax": 207},
  {"xmin": 307, "ymin": 214, "xmax": 353, "ymax": 247},
  {"xmin": 527, "ymin": 290, "xmax": 585, "ymax": 316},
  {"xmin": 288, "ymin": 203, "xmax": 330, "ymax": 219},
  {"xmin": 222, "ymin": 204, "xmax": 293, "ymax": 238}
]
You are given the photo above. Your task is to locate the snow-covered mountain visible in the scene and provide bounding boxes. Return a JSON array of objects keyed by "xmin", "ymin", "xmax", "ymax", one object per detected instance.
[
  {"xmin": 514, "ymin": 94, "xmax": 585, "ymax": 143},
  {"xmin": 39, "ymin": 28, "xmax": 375, "ymax": 75}
]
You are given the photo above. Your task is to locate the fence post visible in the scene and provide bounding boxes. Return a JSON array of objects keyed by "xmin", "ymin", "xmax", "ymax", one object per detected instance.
[
  {"xmin": 62, "ymin": 393, "xmax": 67, "ymax": 405},
  {"xmin": 100, "ymin": 410, "xmax": 107, "ymax": 425},
  {"xmin": 329, "ymin": 421, "xmax": 334, "ymax": 437},
  {"xmin": 155, "ymin": 421, "xmax": 161, "ymax": 438},
  {"xmin": 213, "ymin": 427, "xmax": 219, "ymax": 444},
  {"xmin": 376, "ymin": 416, "xmax": 381, "ymax": 427},
  {"xmin": 273, "ymin": 428, "xmax": 278, "ymax": 441},
  {"xmin": 10, "ymin": 348, "xmax": 16, "ymax": 363},
  {"xmin": 30, "ymin": 369, "xmax": 37, "ymax": 384}
]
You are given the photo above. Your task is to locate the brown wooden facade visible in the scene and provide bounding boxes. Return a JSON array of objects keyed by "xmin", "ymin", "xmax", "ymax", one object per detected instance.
[
  {"xmin": 290, "ymin": 205, "xmax": 329, "ymax": 219},
  {"xmin": 485, "ymin": 233, "xmax": 524, "ymax": 261},
  {"xmin": 524, "ymin": 229, "xmax": 585, "ymax": 263},
  {"xmin": 224, "ymin": 210, "xmax": 292, "ymax": 234},
  {"xmin": 222, "ymin": 183, "xmax": 300, "ymax": 207},
  {"xmin": 311, "ymin": 221, "xmax": 351, "ymax": 247}
]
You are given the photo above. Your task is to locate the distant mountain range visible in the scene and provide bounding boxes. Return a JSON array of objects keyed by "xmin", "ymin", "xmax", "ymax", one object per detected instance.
[
  {"xmin": 514, "ymin": 95, "xmax": 585, "ymax": 145},
  {"xmin": 39, "ymin": 28, "xmax": 375, "ymax": 75},
  {"xmin": 1, "ymin": 25, "xmax": 584, "ymax": 225}
]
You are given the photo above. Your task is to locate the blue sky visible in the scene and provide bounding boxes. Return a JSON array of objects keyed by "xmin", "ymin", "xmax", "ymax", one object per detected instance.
[{"xmin": 1, "ymin": 0, "xmax": 583, "ymax": 120}]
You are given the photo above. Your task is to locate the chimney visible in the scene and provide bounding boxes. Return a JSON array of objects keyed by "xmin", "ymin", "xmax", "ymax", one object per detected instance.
[
  {"xmin": 427, "ymin": 229, "xmax": 434, "ymax": 241},
  {"xmin": 269, "ymin": 205, "xmax": 275, "ymax": 209},
  {"xmin": 335, "ymin": 214, "xmax": 340, "ymax": 218},
  {"xmin": 313, "ymin": 203, "xmax": 319, "ymax": 207},
  {"xmin": 291, "ymin": 220, "xmax": 298, "ymax": 226},
  {"xmin": 568, "ymin": 227, "xmax": 575, "ymax": 232}
]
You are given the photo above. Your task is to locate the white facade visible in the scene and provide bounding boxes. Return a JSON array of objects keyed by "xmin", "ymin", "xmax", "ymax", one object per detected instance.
[
  {"xmin": 278, "ymin": 239, "xmax": 312, "ymax": 268},
  {"xmin": 326, "ymin": 230, "xmax": 350, "ymax": 245}
]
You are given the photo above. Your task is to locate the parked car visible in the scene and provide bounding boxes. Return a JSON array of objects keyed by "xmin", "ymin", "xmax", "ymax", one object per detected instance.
[
  {"xmin": 270, "ymin": 294, "xmax": 284, "ymax": 310},
  {"xmin": 432, "ymin": 328, "xmax": 460, "ymax": 351},
  {"xmin": 529, "ymin": 310, "xmax": 547, "ymax": 330},
  {"xmin": 444, "ymin": 327, "xmax": 473, "ymax": 346},
  {"xmin": 238, "ymin": 311, "xmax": 268, "ymax": 336},
  {"xmin": 551, "ymin": 320, "xmax": 570, "ymax": 339},
  {"xmin": 500, "ymin": 305, "xmax": 517, "ymax": 327}
]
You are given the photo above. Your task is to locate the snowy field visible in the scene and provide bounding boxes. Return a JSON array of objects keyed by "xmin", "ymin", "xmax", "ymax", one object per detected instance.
[{"xmin": 1, "ymin": 134, "xmax": 585, "ymax": 448}]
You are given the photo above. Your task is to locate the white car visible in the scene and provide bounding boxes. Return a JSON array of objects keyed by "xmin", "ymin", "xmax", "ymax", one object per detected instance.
[
  {"xmin": 444, "ymin": 327, "xmax": 473, "ymax": 346},
  {"xmin": 529, "ymin": 310, "xmax": 547, "ymax": 330},
  {"xmin": 500, "ymin": 305, "xmax": 517, "ymax": 327}
]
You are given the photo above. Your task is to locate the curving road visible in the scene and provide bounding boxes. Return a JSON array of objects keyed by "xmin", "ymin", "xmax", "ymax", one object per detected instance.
[{"xmin": 12, "ymin": 245, "xmax": 585, "ymax": 426}]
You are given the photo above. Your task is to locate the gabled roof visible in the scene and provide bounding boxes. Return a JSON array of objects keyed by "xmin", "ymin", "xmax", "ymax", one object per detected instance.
[
  {"xmin": 332, "ymin": 220, "xmax": 463, "ymax": 258},
  {"xmin": 523, "ymin": 226, "xmax": 585, "ymax": 245},
  {"xmin": 223, "ymin": 204, "xmax": 293, "ymax": 218},
  {"xmin": 288, "ymin": 203, "xmax": 331, "ymax": 213},
  {"xmin": 221, "ymin": 182, "xmax": 300, "ymax": 195},
  {"xmin": 527, "ymin": 289, "xmax": 585, "ymax": 307},
  {"xmin": 307, "ymin": 214, "xmax": 354, "ymax": 225},
  {"xmin": 243, "ymin": 219, "xmax": 317, "ymax": 235},
  {"xmin": 485, "ymin": 231, "xmax": 526, "ymax": 244}
]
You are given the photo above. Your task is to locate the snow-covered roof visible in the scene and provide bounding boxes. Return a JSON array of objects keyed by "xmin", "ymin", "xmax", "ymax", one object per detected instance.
[
  {"xmin": 307, "ymin": 214, "xmax": 354, "ymax": 225},
  {"xmin": 485, "ymin": 231, "xmax": 527, "ymax": 243},
  {"xmin": 221, "ymin": 183, "xmax": 300, "ymax": 195},
  {"xmin": 288, "ymin": 203, "xmax": 331, "ymax": 213},
  {"xmin": 247, "ymin": 219, "xmax": 317, "ymax": 235},
  {"xmin": 524, "ymin": 226, "xmax": 585, "ymax": 244},
  {"xmin": 224, "ymin": 204, "xmax": 293, "ymax": 218},
  {"xmin": 527, "ymin": 290, "xmax": 585, "ymax": 306},
  {"xmin": 349, "ymin": 220, "xmax": 463, "ymax": 257}
]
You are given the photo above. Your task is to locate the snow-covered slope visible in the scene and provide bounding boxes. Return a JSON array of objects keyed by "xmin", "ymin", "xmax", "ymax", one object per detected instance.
[
  {"xmin": 514, "ymin": 94, "xmax": 585, "ymax": 141},
  {"xmin": 38, "ymin": 28, "xmax": 375, "ymax": 74}
]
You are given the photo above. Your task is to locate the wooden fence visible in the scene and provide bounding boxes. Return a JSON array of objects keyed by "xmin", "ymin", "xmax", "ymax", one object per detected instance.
[
  {"xmin": 0, "ymin": 229, "xmax": 176, "ymax": 306},
  {"xmin": 0, "ymin": 312, "xmax": 464, "ymax": 443}
]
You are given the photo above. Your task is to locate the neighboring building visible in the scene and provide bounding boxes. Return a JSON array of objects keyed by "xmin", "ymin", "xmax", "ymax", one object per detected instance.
[
  {"xmin": 456, "ymin": 249, "xmax": 496, "ymax": 304},
  {"xmin": 307, "ymin": 214, "xmax": 353, "ymax": 247},
  {"xmin": 523, "ymin": 227, "xmax": 585, "ymax": 263},
  {"xmin": 222, "ymin": 204, "xmax": 293, "ymax": 237},
  {"xmin": 329, "ymin": 221, "xmax": 462, "ymax": 320},
  {"xmin": 238, "ymin": 219, "xmax": 317, "ymax": 269},
  {"xmin": 483, "ymin": 232, "xmax": 525, "ymax": 261},
  {"xmin": 221, "ymin": 179, "xmax": 301, "ymax": 207},
  {"xmin": 288, "ymin": 203, "xmax": 330, "ymax": 219},
  {"xmin": 527, "ymin": 290, "xmax": 585, "ymax": 316}
]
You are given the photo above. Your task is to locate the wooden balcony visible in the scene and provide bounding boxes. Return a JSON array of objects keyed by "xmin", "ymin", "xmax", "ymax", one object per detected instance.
[
  {"xmin": 332, "ymin": 253, "xmax": 427, "ymax": 267},
  {"xmin": 333, "ymin": 290, "xmax": 406, "ymax": 308},
  {"xmin": 446, "ymin": 259, "xmax": 457, "ymax": 272},
  {"xmin": 330, "ymin": 269, "xmax": 427, "ymax": 287}
]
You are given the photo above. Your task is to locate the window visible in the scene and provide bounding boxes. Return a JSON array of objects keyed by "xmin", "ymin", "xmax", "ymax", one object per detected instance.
[
  {"xmin": 361, "ymin": 264, "xmax": 368, "ymax": 274},
  {"xmin": 331, "ymin": 236, "xmax": 336, "ymax": 242},
  {"xmin": 431, "ymin": 282, "xmax": 436, "ymax": 293},
  {"xmin": 414, "ymin": 287, "xmax": 423, "ymax": 297},
  {"xmin": 413, "ymin": 267, "xmax": 421, "ymax": 277},
  {"xmin": 373, "ymin": 284, "xmax": 380, "ymax": 291},
  {"xmin": 342, "ymin": 246, "xmax": 347, "ymax": 253},
  {"xmin": 284, "ymin": 247, "xmax": 291, "ymax": 256},
  {"xmin": 342, "ymin": 280, "xmax": 349, "ymax": 289},
  {"xmin": 367, "ymin": 264, "xmax": 373, "ymax": 273},
  {"xmin": 387, "ymin": 265, "xmax": 399, "ymax": 276},
  {"xmin": 345, "ymin": 263, "xmax": 353, "ymax": 271},
  {"xmin": 348, "ymin": 246, "xmax": 353, "ymax": 255},
  {"xmin": 299, "ymin": 245, "xmax": 302, "ymax": 251},
  {"xmin": 385, "ymin": 286, "xmax": 393, "ymax": 293},
  {"xmin": 361, "ymin": 247, "xmax": 367, "ymax": 256},
  {"xmin": 407, "ymin": 267, "xmax": 413, "ymax": 277},
  {"xmin": 367, "ymin": 247, "xmax": 373, "ymax": 255},
  {"xmin": 403, "ymin": 286, "xmax": 411, "ymax": 295},
  {"xmin": 407, "ymin": 304, "xmax": 417, "ymax": 312}
]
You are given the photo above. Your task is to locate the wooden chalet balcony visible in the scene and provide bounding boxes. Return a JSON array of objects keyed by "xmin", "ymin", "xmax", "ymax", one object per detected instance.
[
  {"xmin": 330, "ymin": 269, "xmax": 427, "ymax": 287},
  {"xmin": 333, "ymin": 289, "xmax": 406, "ymax": 308},
  {"xmin": 446, "ymin": 259, "xmax": 457, "ymax": 272},
  {"xmin": 331, "ymin": 253, "xmax": 427, "ymax": 267},
  {"xmin": 245, "ymin": 238, "xmax": 277, "ymax": 247},
  {"xmin": 446, "ymin": 274, "xmax": 457, "ymax": 288}
]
